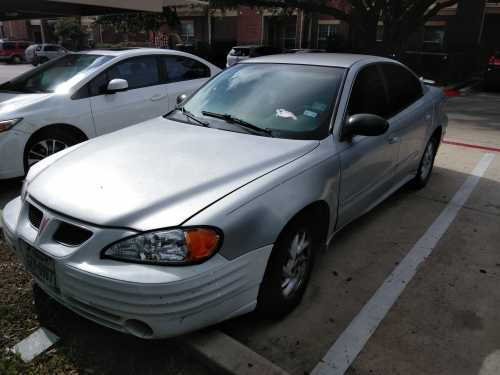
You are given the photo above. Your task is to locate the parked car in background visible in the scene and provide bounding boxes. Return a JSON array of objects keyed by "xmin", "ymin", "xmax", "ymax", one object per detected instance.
[
  {"xmin": 25, "ymin": 43, "xmax": 68, "ymax": 66},
  {"xmin": 0, "ymin": 48, "xmax": 220, "ymax": 179},
  {"xmin": 0, "ymin": 40, "xmax": 32, "ymax": 64},
  {"xmin": 226, "ymin": 45, "xmax": 281, "ymax": 67},
  {"xmin": 285, "ymin": 48, "xmax": 326, "ymax": 54},
  {"xmin": 484, "ymin": 50, "xmax": 500, "ymax": 90},
  {"xmin": 2, "ymin": 53, "xmax": 447, "ymax": 339}
]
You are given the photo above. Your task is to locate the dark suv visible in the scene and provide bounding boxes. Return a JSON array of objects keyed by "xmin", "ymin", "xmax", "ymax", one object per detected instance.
[{"xmin": 0, "ymin": 40, "xmax": 31, "ymax": 64}]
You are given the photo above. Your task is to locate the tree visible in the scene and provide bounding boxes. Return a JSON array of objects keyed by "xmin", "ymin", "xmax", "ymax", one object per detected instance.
[
  {"xmin": 54, "ymin": 17, "xmax": 87, "ymax": 49},
  {"xmin": 96, "ymin": 7, "xmax": 180, "ymax": 34},
  {"xmin": 208, "ymin": 0, "xmax": 459, "ymax": 52}
]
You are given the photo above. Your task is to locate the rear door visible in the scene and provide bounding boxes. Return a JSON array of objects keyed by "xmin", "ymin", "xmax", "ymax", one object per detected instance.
[
  {"xmin": 90, "ymin": 55, "xmax": 169, "ymax": 135},
  {"xmin": 380, "ymin": 63, "xmax": 432, "ymax": 181},
  {"xmin": 158, "ymin": 54, "xmax": 212, "ymax": 109},
  {"xmin": 337, "ymin": 63, "xmax": 399, "ymax": 228}
]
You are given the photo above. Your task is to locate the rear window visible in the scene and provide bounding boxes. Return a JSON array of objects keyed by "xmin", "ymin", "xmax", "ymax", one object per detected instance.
[{"xmin": 230, "ymin": 48, "xmax": 250, "ymax": 57}]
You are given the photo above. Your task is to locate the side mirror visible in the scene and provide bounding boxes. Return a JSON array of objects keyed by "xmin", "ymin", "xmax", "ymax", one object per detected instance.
[
  {"xmin": 176, "ymin": 94, "xmax": 188, "ymax": 105},
  {"xmin": 343, "ymin": 114, "xmax": 389, "ymax": 139},
  {"xmin": 106, "ymin": 78, "xmax": 128, "ymax": 94}
]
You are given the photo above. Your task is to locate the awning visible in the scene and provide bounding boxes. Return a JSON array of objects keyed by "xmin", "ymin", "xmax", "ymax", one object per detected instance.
[{"xmin": 1, "ymin": 0, "xmax": 209, "ymax": 20}]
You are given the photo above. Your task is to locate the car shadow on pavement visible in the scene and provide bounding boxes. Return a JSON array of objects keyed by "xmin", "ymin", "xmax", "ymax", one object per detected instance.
[{"xmin": 32, "ymin": 284, "xmax": 212, "ymax": 375}]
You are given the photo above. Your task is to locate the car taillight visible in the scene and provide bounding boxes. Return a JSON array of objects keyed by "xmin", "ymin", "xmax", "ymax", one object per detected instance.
[{"xmin": 489, "ymin": 56, "xmax": 500, "ymax": 66}]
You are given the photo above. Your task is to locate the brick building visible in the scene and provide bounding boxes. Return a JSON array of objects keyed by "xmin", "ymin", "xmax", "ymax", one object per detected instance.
[{"xmin": 171, "ymin": 1, "xmax": 351, "ymax": 52}]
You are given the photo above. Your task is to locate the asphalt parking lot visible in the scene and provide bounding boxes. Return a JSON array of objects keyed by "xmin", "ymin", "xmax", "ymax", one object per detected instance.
[
  {"xmin": 1, "ymin": 61, "xmax": 500, "ymax": 374},
  {"xmin": 0, "ymin": 62, "xmax": 32, "ymax": 85}
]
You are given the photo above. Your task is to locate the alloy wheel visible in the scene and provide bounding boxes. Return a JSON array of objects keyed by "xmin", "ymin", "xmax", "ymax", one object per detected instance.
[
  {"xmin": 281, "ymin": 230, "xmax": 312, "ymax": 299},
  {"xmin": 420, "ymin": 141, "xmax": 435, "ymax": 180},
  {"xmin": 27, "ymin": 139, "xmax": 68, "ymax": 167}
]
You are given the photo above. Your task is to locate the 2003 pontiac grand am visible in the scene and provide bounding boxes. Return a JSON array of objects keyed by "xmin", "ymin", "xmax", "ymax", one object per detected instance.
[{"xmin": 2, "ymin": 53, "xmax": 447, "ymax": 339}]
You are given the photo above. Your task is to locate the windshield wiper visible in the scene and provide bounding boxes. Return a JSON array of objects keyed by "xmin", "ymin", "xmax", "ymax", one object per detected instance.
[
  {"xmin": 201, "ymin": 111, "xmax": 273, "ymax": 137},
  {"xmin": 175, "ymin": 106, "xmax": 209, "ymax": 127}
]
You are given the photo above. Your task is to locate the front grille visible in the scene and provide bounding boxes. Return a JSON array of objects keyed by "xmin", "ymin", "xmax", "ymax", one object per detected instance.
[
  {"xmin": 53, "ymin": 223, "xmax": 93, "ymax": 246},
  {"xmin": 28, "ymin": 204, "xmax": 43, "ymax": 229}
]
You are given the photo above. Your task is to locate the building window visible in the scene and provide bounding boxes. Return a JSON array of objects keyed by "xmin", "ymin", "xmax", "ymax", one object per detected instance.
[
  {"xmin": 283, "ymin": 23, "xmax": 297, "ymax": 49},
  {"xmin": 318, "ymin": 23, "xmax": 336, "ymax": 49},
  {"xmin": 376, "ymin": 26, "xmax": 384, "ymax": 42},
  {"xmin": 180, "ymin": 20, "xmax": 195, "ymax": 44},
  {"xmin": 423, "ymin": 26, "xmax": 445, "ymax": 51}
]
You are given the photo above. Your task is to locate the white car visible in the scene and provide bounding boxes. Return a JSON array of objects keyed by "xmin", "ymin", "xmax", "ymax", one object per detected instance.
[
  {"xmin": 25, "ymin": 43, "xmax": 68, "ymax": 65},
  {"xmin": 0, "ymin": 48, "xmax": 220, "ymax": 179}
]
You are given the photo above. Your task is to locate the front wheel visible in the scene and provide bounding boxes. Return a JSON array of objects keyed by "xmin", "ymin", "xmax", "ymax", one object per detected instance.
[
  {"xmin": 24, "ymin": 129, "xmax": 81, "ymax": 173},
  {"xmin": 410, "ymin": 137, "xmax": 438, "ymax": 189},
  {"xmin": 257, "ymin": 217, "xmax": 317, "ymax": 318}
]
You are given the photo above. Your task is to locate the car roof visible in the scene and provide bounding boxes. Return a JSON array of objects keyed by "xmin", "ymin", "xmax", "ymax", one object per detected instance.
[
  {"xmin": 233, "ymin": 45, "xmax": 262, "ymax": 49},
  {"xmin": 75, "ymin": 47, "xmax": 195, "ymax": 58},
  {"xmin": 241, "ymin": 53, "xmax": 393, "ymax": 68}
]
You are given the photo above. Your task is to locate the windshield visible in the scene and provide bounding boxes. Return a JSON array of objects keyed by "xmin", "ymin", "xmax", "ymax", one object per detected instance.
[
  {"xmin": 178, "ymin": 63, "xmax": 345, "ymax": 140},
  {"xmin": 0, "ymin": 54, "xmax": 112, "ymax": 94}
]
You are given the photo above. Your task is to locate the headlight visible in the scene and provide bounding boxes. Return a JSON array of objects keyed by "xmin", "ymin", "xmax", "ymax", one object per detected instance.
[
  {"xmin": 102, "ymin": 227, "xmax": 222, "ymax": 265},
  {"xmin": 0, "ymin": 118, "xmax": 22, "ymax": 133}
]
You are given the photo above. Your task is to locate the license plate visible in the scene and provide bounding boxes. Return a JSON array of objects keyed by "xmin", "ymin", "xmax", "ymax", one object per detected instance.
[{"xmin": 23, "ymin": 242, "xmax": 57, "ymax": 290}]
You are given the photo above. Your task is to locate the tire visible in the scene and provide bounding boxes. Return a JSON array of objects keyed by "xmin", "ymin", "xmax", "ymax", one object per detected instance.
[
  {"xmin": 257, "ymin": 215, "xmax": 318, "ymax": 318},
  {"xmin": 11, "ymin": 55, "xmax": 22, "ymax": 64},
  {"xmin": 24, "ymin": 128, "xmax": 82, "ymax": 173},
  {"xmin": 410, "ymin": 137, "xmax": 438, "ymax": 189}
]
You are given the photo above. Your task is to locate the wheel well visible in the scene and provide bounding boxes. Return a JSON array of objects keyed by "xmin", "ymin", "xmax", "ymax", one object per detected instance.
[
  {"xmin": 26, "ymin": 124, "xmax": 88, "ymax": 148},
  {"xmin": 278, "ymin": 201, "xmax": 330, "ymax": 247}
]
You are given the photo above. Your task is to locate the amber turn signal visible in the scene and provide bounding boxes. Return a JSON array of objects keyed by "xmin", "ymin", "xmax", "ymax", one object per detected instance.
[{"xmin": 185, "ymin": 228, "xmax": 221, "ymax": 261}]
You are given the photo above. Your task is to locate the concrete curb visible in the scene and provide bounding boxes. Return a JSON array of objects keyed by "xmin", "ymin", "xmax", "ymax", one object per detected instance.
[{"xmin": 181, "ymin": 330, "xmax": 290, "ymax": 375}]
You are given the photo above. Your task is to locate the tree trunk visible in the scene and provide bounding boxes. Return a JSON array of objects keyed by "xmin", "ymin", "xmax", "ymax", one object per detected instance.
[{"xmin": 349, "ymin": 10, "xmax": 378, "ymax": 52}]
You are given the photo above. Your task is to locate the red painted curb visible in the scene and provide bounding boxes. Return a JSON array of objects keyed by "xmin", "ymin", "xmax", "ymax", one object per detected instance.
[
  {"xmin": 444, "ymin": 89, "xmax": 461, "ymax": 97},
  {"xmin": 443, "ymin": 140, "xmax": 500, "ymax": 153}
]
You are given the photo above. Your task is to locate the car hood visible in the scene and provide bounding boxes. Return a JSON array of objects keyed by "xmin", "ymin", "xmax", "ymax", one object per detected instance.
[
  {"xmin": 0, "ymin": 92, "xmax": 52, "ymax": 117},
  {"xmin": 29, "ymin": 117, "xmax": 319, "ymax": 230}
]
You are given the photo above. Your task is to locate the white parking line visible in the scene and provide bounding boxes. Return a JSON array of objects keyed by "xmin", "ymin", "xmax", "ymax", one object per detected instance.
[
  {"xmin": 10, "ymin": 327, "xmax": 59, "ymax": 362},
  {"xmin": 312, "ymin": 153, "xmax": 496, "ymax": 375}
]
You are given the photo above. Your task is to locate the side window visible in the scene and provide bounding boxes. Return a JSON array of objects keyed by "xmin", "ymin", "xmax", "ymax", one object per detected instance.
[
  {"xmin": 3, "ymin": 42, "xmax": 15, "ymax": 50},
  {"xmin": 381, "ymin": 63, "xmax": 423, "ymax": 116},
  {"xmin": 161, "ymin": 55, "xmax": 210, "ymax": 83},
  {"xmin": 44, "ymin": 45, "xmax": 59, "ymax": 52},
  {"xmin": 107, "ymin": 56, "xmax": 160, "ymax": 90},
  {"xmin": 347, "ymin": 65, "xmax": 391, "ymax": 119}
]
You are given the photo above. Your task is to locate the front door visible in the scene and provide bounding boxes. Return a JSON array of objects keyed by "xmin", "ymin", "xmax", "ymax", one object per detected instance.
[
  {"xmin": 337, "ymin": 64, "xmax": 399, "ymax": 228},
  {"xmin": 90, "ymin": 55, "xmax": 169, "ymax": 135}
]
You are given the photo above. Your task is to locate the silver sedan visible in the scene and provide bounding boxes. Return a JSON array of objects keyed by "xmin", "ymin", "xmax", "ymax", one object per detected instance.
[{"xmin": 2, "ymin": 53, "xmax": 447, "ymax": 339}]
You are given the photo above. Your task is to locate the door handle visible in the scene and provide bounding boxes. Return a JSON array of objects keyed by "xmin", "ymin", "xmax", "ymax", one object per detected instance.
[
  {"xmin": 150, "ymin": 93, "xmax": 166, "ymax": 101},
  {"xmin": 425, "ymin": 113, "xmax": 432, "ymax": 121},
  {"xmin": 388, "ymin": 136, "xmax": 400, "ymax": 144}
]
